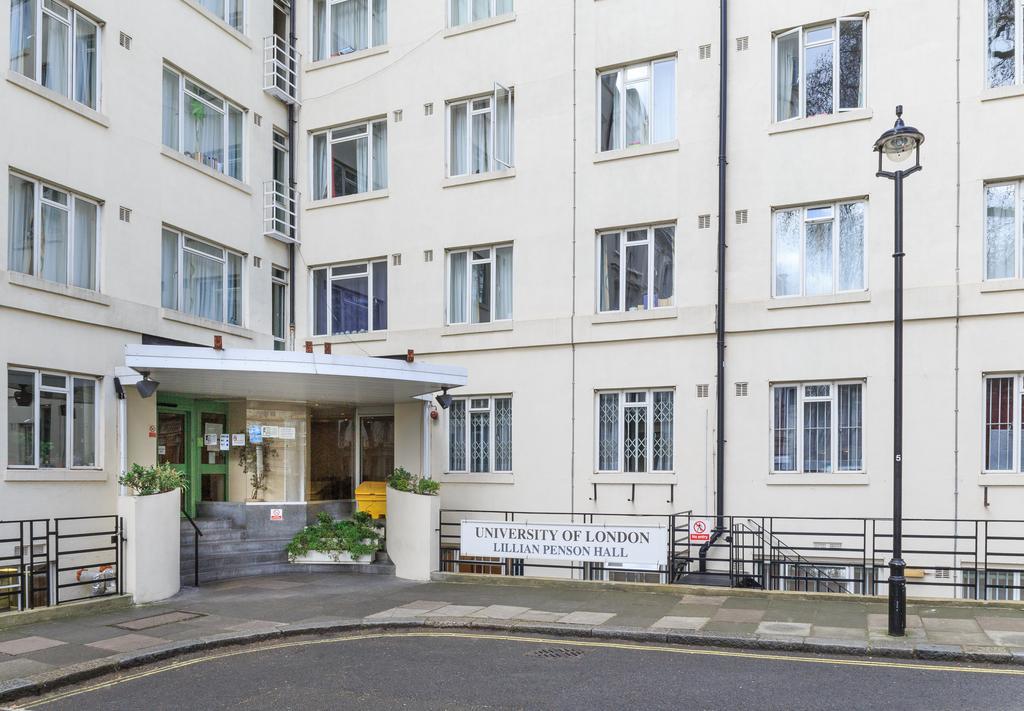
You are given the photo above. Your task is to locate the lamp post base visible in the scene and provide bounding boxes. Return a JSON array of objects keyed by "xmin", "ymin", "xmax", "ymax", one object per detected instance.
[{"xmin": 888, "ymin": 557, "xmax": 907, "ymax": 636}]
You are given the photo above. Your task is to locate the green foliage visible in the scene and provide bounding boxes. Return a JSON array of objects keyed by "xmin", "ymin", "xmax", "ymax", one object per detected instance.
[
  {"xmin": 119, "ymin": 462, "xmax": 188, "ymax": 497},
  {"xmin": 386, "ymin": 467, "xmax": 440, "ymax": 496},
  {"xmin": 287, "ymin": 511, "xmax": 381, "ymax": 562},
  {"xmin": 238, "ymin": 443, "xmax": 276, "ymax": 500}
]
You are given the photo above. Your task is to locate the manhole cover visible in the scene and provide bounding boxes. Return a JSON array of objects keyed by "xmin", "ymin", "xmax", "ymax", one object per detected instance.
[{"xmin": 531, "ymin": 647, "xmax": 585, "ymax": 659}]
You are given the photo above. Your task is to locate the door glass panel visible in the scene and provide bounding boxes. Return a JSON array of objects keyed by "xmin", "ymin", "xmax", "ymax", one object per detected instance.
[
  {"xmin": 201, "ymin": 412, "xmax": 227, "ymax": 466},
  {"xmin": 158, "ymin": 413, "xmax": 186, "ymax": 465},
  {"xmin": 360, "ymin": 415, "xmax": 393, "ymax": 483},
  {"xmin": 311, "ymin": 408, "xmax": 355, "ymax": 500}
]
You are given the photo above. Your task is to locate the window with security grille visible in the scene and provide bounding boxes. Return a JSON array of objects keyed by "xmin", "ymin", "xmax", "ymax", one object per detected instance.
[
  {"xmin": 596, "ymin": 389, "xmax": 673, "ymax": 473},
  {"xmin": 448, "ymin": 395, "xmax": 512, "ymax": 473},
  {"xmin": 982, "ymin": 374, "xmax": 1024, "ymax": 472},
  {"xmin": 771, "ymin": 381, "xmax": 863, "ymax": 474}
]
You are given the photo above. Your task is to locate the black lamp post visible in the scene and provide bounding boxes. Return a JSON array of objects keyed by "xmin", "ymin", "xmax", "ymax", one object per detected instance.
[{"xmin": 873, "ymin": 106, "xmax": 924, "ymax": 637}]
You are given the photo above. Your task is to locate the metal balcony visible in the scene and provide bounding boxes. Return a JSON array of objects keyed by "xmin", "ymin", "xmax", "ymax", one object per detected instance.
[
  {"xmin": 263, "ymin": 180, "xmax": 299, "ymax": 244},
  {"xmin": 263, "ymin": 35, "xmax": 300, "ymax": 105}
]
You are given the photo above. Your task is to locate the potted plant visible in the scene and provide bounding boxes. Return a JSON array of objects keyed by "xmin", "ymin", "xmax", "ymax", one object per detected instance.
[
  {"xmin": 385, "ymin": 467, "xmax": 441, "ymax": 581},
  {"xmin": 287, "ymin": 511, "xmax": 381, "ymax": 564},
  {"xmin": 190, "ymin": 98, "xmax": 206, "ymax": 164}
]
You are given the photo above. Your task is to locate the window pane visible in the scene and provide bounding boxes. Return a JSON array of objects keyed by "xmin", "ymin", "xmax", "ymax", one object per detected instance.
[
  {"xmin": 199, "ymin": 0, "xmax": 225, "ymax": 18},
  {"xmin": 986, "ymin": 377, "xmax": 1014, "ymax": 470},
  {"xmin": 161, "ymin": 229, "xmax": 178, "ymax": 309},
  {"xmin": 838, "ymin": 20, "xmax": 863, "ymax": 110},
  {"xmin": 775, "ymin": 32, "xmax": 799, "ymax": 121},
  {"xmin": 652, "ymin": 391, "xmax": 673, "ymax": 471},
  {"xmin": 8, "ymin": 174, "xmax": 35, "ymax": 275},
  {"xmin": 39, "ymin": 388, "xmax": 66, "ymax": 468},
  {"xmin": 313, "ymin": 268, "xmax": 328, "ymax": 335},
  {"xmin": 72, "ymin": 378, "xmax": 95, "ymax": 467},
  {"xmin": 183, "ymin": 250, "xmax": 224, "ymax": 321},
  {"xmin": 10, "ymin": 0, "xmax": 36, "ymax": 80},
  {"xmin": 372, "ymin": 0, "xmax": 387, "ymax": 46},
  {"xmin": 774, "ymin": 209, "xmax": 801, "ymax": 296},
  {"xmin": 599, "ymin": 233, "xmax": 621, "ymax": 311},
  {"xmin": 313, "ymin": 132, "xmax": 329, "ymax": 199},
  {"xmin": 624, "ymin": 75, "xmax": 650, "ymax": 147},
  {"xmin": 448, "ymin": 251, "xmax": 468, "ymax": 324},
  {"xmin": 773, "ymin": 386, "xmax": 797, "ymax": 471},
  {"xmin": 72, "ymin": 198, "xmax": 97, "ymax": 289},
  {"xmin": 988, "ymin": 0, "xmax": 1016, "ymax": 87},
  {"xmin": 228, "ymin": 105, "xmax": 244, "ymax": 180},
  {"xmin": 495, "ymin": 0, "xmax": 512, "ymax": 13},
  {"xmin": 804, "ymin": 39, "xmax": 833, "ymax": 117},
  {"xmin": 653, "ymin": 226, "xmax": 674, "ymax": 307},
  {"xmin": 495, "ymin": 246, "xmax": 513, "ymax": 320},
  {"xmin": 804, "ymin": 220, "xmax": 833, "ymax": 296},
  {"xmin": 599, "ymin": 72, "xmax": 621, "ymax": 151},
  {"xmin": 494, "ymin": 397, "xmax": 512, "ymax": 471},
  {"xmin": 803, "ymin": 399, "xmax": 832, "ymax": 473},
  {"xmin": 624, "ymin": 242, "xmax": 648, "ymax": 310},
  {"xmin": 162, "ymin": 68, "xmax": 180, "ymax": 150},
  {"xmin": 184, "ymin": 97, "xmax": 225, "ymax": 173},
  {"xmin": 332, "ymin": 0, "xmax": 368, "ymax": 54},
  {"xmin": 837, "ymin": 202, "xmax": 865, "ymax": 291},
  {"xmin": 41, "ymin": 202, "xmax": 69, "ymax": 284},
  {"xmin": 449, "ymin": 103, "xmax": 468, "ymax": 176},
  {"xmin": 272, "ymin": 281, "xmax": 286, "ymax": 345},
  {"xmin": 449, "ymin": 399, "xmax": 466, "ymax": 471},
  {"xmin": 471, "ymin": 259, "xmax": 491, "ymax": 323},
  {"xmin": 598, "ymin": 393, "xmax": 619, "ymax": 470},
  {"xmin": 837, "ymin": 384, "xmax": 862, "ymax": 471},
  {"xmin": 470, "ymin": 409, "xmax": 490, "ymax": 472},
  {"xmin": 73, "ymin": 14, "xmax": 98, "ymax": 108},
  {"xmin": 623, "ymin": 404, "xmax": 647, "ymax": 473},
  {"xmin": 471, "ymin": 107, "xmax": 492, "ymax": 174},
  {"xmin": 227, "ymin": 252, "xmax": 242, "ymax": 325},
  {"xmin": 449, "ymin": 0, "xmax": 468, "ymax": 26},
  {"xmin": 372, "ymin": 120, "xmax": 388, "ymax": 190},
  {"xmin": 227, "ymin": 0, "xmax": 243, "ymax": 30},
  {"xmin": 372, "ymin": 260, "xmax": 387, "ymax": 330},
  {"xmin": 652, "ymin": 59, "xmax": 676, "ymax": 143},
  {"xmin": 332, "ymin": 135, "xmax": 368, "ymax": 195},
  {"xmin": 7, "ymin": 370, "xmax": 35, "ymax": 466},
  {"xmin": 313, "ymin": 0, "xmax": 326, "ymax": 59},
  {"xmin": 332, "ymin": 275, "xmax": 368, "ymax": 333},
  {"xmin": 986, "ymin": 184, "xmax": 1016, "ymax": 279},
  {"xmin": 41, "ymin": 11, "xmax": 70, "ymax": 96},
  {"xmin": 495, "ymin": 85, "xmax": 513, "ymax": 167},
  {"xmin": 472, "ymin": 0, "xmax": 488, "ymax": 21}
]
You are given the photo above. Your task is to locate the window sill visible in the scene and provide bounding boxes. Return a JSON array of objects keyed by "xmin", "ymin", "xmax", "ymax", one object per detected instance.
[
  {"xmin": 980, "ymin": 279, "xmax": 1024, "ymax": 293},
  {"xmin": 593, "ymin": 140, "xmax": 679, "ymax": 164},
  {"xmin": 441, "ymin": 473, "xmax": 514, "ymax": 484},
  {"xmin": 5, "ymin": 468, "xmax": 106, "ymax": 482},
  {"xmin": 766, "ymin": 473, "xmax": 869, "ymax": 486},
  {"xmin": 306, "ymin": 189, "xmax": 389, "ymax": 210},
  {"xmin": 980, "ymin": 84, "xmax": 1024, "ymax": 102},
  {"xmin": 443, "ymin": 169, "xmax": 516, "ymax": 189},
  {"xmin": 312, "ymin": 331, "xmax": 388, "ymax": 344},
  {"xmin": 442, "ymin": 321, "xmax": 513, "ymax": 336},
  {"xmin": 160, "ymin": 308, "xmax": 255, "ymax": 339},
  {"xmin": 160, "ymin": 147, "xmax": 252, "ymax": 195},
  {"xmin": 444, "ymin": 13, "xmax": 516, "ymax": 38},
  {"xmin": 978, "ymin": 473, "xmax": 1024, "ymax": 486},
  {"xmin": 589, "ymin": 474, "xmax": 676, "ymax": 485},
  {"xmin": 306, "ymin": 45, "xmax": 390, "ymax": 72},
  {"xmin": 6, "ymin": 70, "xmax": 110, "ymax": 128},
  {"xmin": 766, "ymin": 291, "xmax": 871, "ymax": 310},
  {"xmin": 591, "ymin": 307, "xmax": 677, "ymax": 324},
  {"xmin": 180, "ymin": 0, "xmax": 251, "ymax": 48},
  {"xmin": 7, "ymin": 271, "xmax": 111, "ymax": 306},
  {"xmin": 768, "ymin": 108, "xmax": 873, "ymax": 135}
]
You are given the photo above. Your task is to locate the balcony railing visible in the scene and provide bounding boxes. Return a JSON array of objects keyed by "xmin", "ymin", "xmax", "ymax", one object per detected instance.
[
  {"xmin": 263, "ymin": 34, "xmax": 300, "ymax": 105},
  {"xmin": 264, "ymin": 180, "xmax": 299, "ymax": 244}
]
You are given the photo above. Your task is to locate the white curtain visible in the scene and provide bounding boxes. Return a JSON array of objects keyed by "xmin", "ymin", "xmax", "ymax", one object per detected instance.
[
  {"xmin": 372, "ymin": 0, "xmax": 387, "ymax": 45},
  {"xmin": 40, "ymin": 202, "xmax": 68, "ymax": 284},
  {"xmin": 495, "ymin": 86, "xmax": 512, "ymax": 167},
  {"xmin": 72, "ymin": 378, "xmax": 96, "ymax": 467},
  {"xmin": 71, "ymin": 198, "xmax": 96, "ymax": 290},
  {"xmin": 10, "ymin": 0, "xmax": 36, "ymax": 80},
  {"xmin": 449, "ymin": 103, "xmax": 468, "ymax": 175},
  {"xmin": 73, "ymin": 15, "xmax": 97, "ymax": 108},
  {"xmin": 495, "ymin": 0, "xmax": 513, "ymax": 15},
  {"xmin": 599, "ymin": 73, "xmax": 621, "ymax": 151},
  {"xmin": 372, "ymin": 120, "xmax": 388, "ymax": 190},
  {"xmin": 837, "ymin": 202, "xmax": 865, "ymax": 291},
  {"xmin": 495, "ymin": 246, "xmax": 512, "ymax": 320},
  {"xmin": 41, "ymin": 12, "xmax": 69, "ymax": 96},
  {"xmin": 449, "ymin": 252, "xmax": 467, "ymax": 323},
  {"xmin": 227, "ymin": 252, "xmax": 242, "ymax": 325},
  {"xmin": 986, "ymin": 184, "xmax": 1016, "ymax": 279},
  {"xmin": 652, "ymin": 59, "xmax": 676, "ymax": 143},
  {"xmin": 160, "ymin": 229, "xmax": 178, "ymax": 309},
  {"xmin": 313, "ymin": 0, "xmax": 326, "ymax": 59},
  {"xmin": 773, "ymin": 209, "xmax": 801, "ymax": 296},
  {"xmin": 449, "ymin": 0, "xmax": 468, "ymax": 26},
  {"xmin": 334, "ymin": 0, "xmax": 368, "ymax": 53},
  {"xmin": 472, "ymin": 0, "xmax": 489, "ymax": 21},
  {"xmin": 624, "ymin": 78, "xmax": 649, "ymax": 147},
  {"xmin": 228, "ymin": 105, "xmax": 243, "ymax": 180},
  {"xmin": 184, "ymin": 98, "xmax": 225, "ymax": 171},
  {"xmin": 471, "ymin": 108, "xmax": 491, "ymax": 174},
  {"xmin": 7, "ymin": 174, "xmax": 35, "ymax": 275},
  {"xmin": 162, "ymin": 69, "xmax": 179, "ymax": 150},
  {"xmin": 183, "ymin": 251, "xmax": 223, "ymax": 322},
  {"xmin": 775, "ymin": 32, "xmax": 799, "ymax": 120},
  {"xmin": 313, "ymin": 133, "xmax": 329, "ymax": 199}
]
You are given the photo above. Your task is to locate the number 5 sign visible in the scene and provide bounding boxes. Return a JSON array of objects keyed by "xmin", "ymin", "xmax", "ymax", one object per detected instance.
[{"xmin": 690, "ymin": 518, "xmax": 712, "ymax": 543}]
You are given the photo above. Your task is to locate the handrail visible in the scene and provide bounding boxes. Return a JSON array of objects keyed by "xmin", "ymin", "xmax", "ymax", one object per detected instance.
[
  {"xmin": 181, "ymin": 509, "xmax": 203, "ymax": 587},
  {"xmin": 740, "ymin": 519, "xmax": 847, "ymax": 594}
]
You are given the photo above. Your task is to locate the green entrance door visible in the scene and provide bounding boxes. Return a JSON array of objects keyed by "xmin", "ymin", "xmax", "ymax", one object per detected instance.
[
  {"xmin": 157, "ymin": 397, "xmax": 230, "ymax": 517},
  {"xmin": 157, "ymin": 409, "xmax": 190, "ymax": 514}
]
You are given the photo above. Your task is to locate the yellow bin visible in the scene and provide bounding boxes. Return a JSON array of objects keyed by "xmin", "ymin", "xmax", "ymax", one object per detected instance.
[{"xmin": 355, "ymin": 480, "xmax": 387, "ymax": 519}]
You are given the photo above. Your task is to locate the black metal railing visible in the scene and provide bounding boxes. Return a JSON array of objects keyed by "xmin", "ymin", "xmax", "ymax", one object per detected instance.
[
  {"xmin": 181, "ymin": 508, "xmax": 203, "ymax": 587},
  {"xmin": 0, "ymin": 520, "xmax": 49, "ymax": 611},
  {"xmin": 52, "ymin": 516, "xmax": 123, "ymax": 605}
]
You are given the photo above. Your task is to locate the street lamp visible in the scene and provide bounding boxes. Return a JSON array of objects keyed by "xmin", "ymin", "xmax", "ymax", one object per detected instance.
[{"xmin": 874, "ymin": 105, "xmax": 924, "ymax": 637}]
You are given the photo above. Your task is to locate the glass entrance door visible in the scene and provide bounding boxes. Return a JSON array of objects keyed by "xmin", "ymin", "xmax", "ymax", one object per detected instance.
[
  {"xmin": 358, "ymin": 415, "xmax": 394, "ymax": 484},
  {"xmin": 197, "ymin": 407, "xmax": 229, "ymax": 503},
  {"xmin": 157, "ymin": 410, "xmax": 191, "ymax": 515}
]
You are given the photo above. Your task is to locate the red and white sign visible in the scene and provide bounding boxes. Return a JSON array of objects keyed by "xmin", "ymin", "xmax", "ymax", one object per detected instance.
[
  {"xmin": 270, "ymin": 508, "xmax": 283, "ymax": 521},
  {"xmin": 689, "ymin": 518, "xmax": 712, "ymax": 542}
]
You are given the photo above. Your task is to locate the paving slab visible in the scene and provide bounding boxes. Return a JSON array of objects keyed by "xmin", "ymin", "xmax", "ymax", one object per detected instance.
[
  {"xmin": 558, "ymin": 611, "xmax": 616, "ymax": 626},
  {"xmin": 0, "ymin": 637, "xmax": 66, "ymax": 655},
  {"xmin": 86, "ymin": 634, "xmax": 168, "ymax": 653},
  {"xmin": 514, "ymin": 610, "xmax": 564, "ymax": 623},
  {"xmin": 756, "ymin": 621, "xmax": 812, "ymax": 636},
  {"xmin": 650, "ymin": 616, "xmax": 709, "ymax": 630},
  {"xmin": 984, "ymin": 630, "xmax": 1024, "ymax": 647},
  {"xmin": 0, "ymin": 657, "xmax": 54, "ymax": 681},
  {"xmin": 469, "ymin": 605, "xmax": 530, "ymax": 620},
  {"xmin": 116, "ymin": 611, "xmax": 204, "ymax": 630},
  {"xmin": 811, "ymin": 625, "xmax": 866, "ymax": 640},
  {"xmin": 425, "ymin": 605, "xmax": 485, "ymax": 617},
  {"xmin": 978, "ymin": 616, "xmax": 1024, "ymax": 633},
  {"xmin": 712, "ymin": 607, "xmax": 765, "ymax": 623}
]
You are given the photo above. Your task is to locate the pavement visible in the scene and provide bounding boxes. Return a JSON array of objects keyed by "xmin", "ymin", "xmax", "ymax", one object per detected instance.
[{"xmin": 0, "ymin": 572, "xmax": 1022, "ymax": 703}]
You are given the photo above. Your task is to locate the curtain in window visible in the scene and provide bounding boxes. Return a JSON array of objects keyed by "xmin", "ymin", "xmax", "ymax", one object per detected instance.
[
  {"xmin": 472, "ymin": 0, "xmax": 489, "ymax": 21},
  {"xmin": 8, "ymin": 174, "xmax": 35, "ymax": 275},
  {"xmin": 372, "ymin": 120, "xmax": 388, "ymax": 190},
  {"xmin": 837, "ymin": 384, "xmax": 862, "ymax": 471},
  {"xmin": 470, "ymin": 408, "xmax": 490, "ymax": 472},
  {"xmin": 652, "ymin": 59, "xmax": 676, "ymax": 143},
  {"xmin": 372, "ymin": 0, "xmax": 387, "ymax": 45},
  {"xmin": 228, "ymin": 106, "xmax": 244, "ymax": 180},
  {"xmin": 161, "ymin": 229, "xmax": 178, "ymax": 309},
  {"xmin": 448, "ymin": 400, "xmax": 466, "ymax": 471},
  {"xmin": 333, "ymin": 0, "xmax": 368, "ymax": 54},
  {"xmin": 494, "ymin": 397, "xmax": 512, "ymax": 471},
  {"xmin": 774, "ymin": 210, "xmax": 801, "ymax": 296},
  {"xmin": 227, "ymin": 252, "xmax": 242, "ymax": 325},
  {"xmin": 73, "ymin": 15, "xmax": 97, "ymax": 108},
  {"xmin": 40, "ymin": 201, "xmax": 68, "ymax": 284},
  {"xmin": 838, "ymin": 20, "xmax": 864, "ymax": 110},
  {"xmin": 495, "ymin": 0, "xmax": 512, "ymax": 14},
  {"xmin": 495, "ymin": 86, "xmax": 513, "ymax": 167},
  {"xmin": 598, "ymin": 393, "xmax": 619, "ymax": 470},
  {"xmin": 495, "ymin": 246, "xmax": 513, "ymax": 320},
  {"xmin": 599, "ymin": 73, "xmax": 621, "ymax": 151},
  {"xmin": 837, "ymin": 202, "xmax": 865, "ymax": 291},
  {"xmin": 449, "ymin": 0, "xmax": 468, "ymax": 26},
  {"xmin": 313, "ymin": 268, "xmax": 328, "ymax": 334},
  {"xmin": 72, "ymin": 198, "xmax": 96, "ymax": 290},
  {"xmin": 804, "ymin": 220, "xmax": 833, "ymax": 296},
  {"xmin": 41, "ymin": 10, "xmax": 69, "ymax": 96},
  {"xmin": 624, "ymin": 72, "xmax": 650, "ymax": 147},
  {"xmin": 313, "ymin": 0, "xmax": 326, "ymax": 59},
  {"xmin": 652, "ymin": 391, "xmax": 673, "ymax": 471},
  {"xmin": 623, "ymin": 399, "xmax": 647, "ymax": 473},
  {"xmin": 183, "ymin": 250, "xmax": 223, "ymax": 322},
  {"xmin": 450, "ymin": 103, "xmax": 469, "ymax": 175},
  {"xmin": 773, "ymin": 387, "xmax": 797, "ymax": 471},
  {"xmin": 471, "ymin": 103, "xmax": 492, "ymax": 174},
  {"xmin": 72, "ymin": 378, "xmax": 95, "ymax": 467},
  {"xmin": 199, "ymin": 0, "xmax": 225, "ymax": 18},
  {"xmin": 653, "ymin": 226, "xmax": 674, "ymax": 307},
  {"xmin": 184, "ymin": 100, "xmax": 225, "ymax": 171},
  {"xmin": 10, "ymin": 0, "xmax": 36, "ymax": 80},
  {"xmin": 988, "ymin": 0, "xmax": 1016, "ymax": 87},
  {"xmin": 624, "ymin": 236, "xmax": 648, "ymax": 310},
  {"xmin": 226, "ymin": 0, "xmax": 243, "ymax": 30},
  {"xmin": 803, "ymin": 397, "xmax": 831, "ymax": 473},
  {"xmin": 313, "ymin": 133, "xmax": 329, "ymax": 200},
  {"xmin": 7, "ymin": 369, "xmax": 35, "ymax": 466},
  {"xmin": 372, "ymin": 260, "xmax": 387, "ymax": 330},
  {"xmin": 599, "ymin": 232, "xmax": 621, "ymax": 311},
  {"xmin": 332, "ymin": 276, "xmax": 368, "ymax": 333},
  {"xmin": 775, "ymin": 32, "xmax": 799, "ymax": 121},
  {"xmin": 986, "ymin": 377, "xmax": 1014, "ymax": 470},
  {"xmin": 39, "ymin": 388, "xmax": 66, "ymax": 468},
  {"xmin": 449, "ymin": 251, "xmax": 467, "ymax": 323},
  {"xmin": 986, "ymin": 184, "xmax": 1016, "ymax": 279},
  {"xmin": 331, "ymin": 135, "xmax": 368, "ymax": 195},
  {"xmin": 162, "ymin": 69, "xmax": 180, "ymax": 150},
  {"xmin": 471, "ymin": 256, "xmax": 491, "ymax": 323}
]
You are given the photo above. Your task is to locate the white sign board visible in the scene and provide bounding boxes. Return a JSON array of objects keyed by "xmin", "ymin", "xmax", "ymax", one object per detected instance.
[
  {"xmin": 278, "ymin": 426, "xmax": 296, "ymax": 440},
  {"xmin": 460, "ymin": 520, "xmax": 667, "ymax": 566},
  {"xmin": 231, "ymin": 433, "xmax": 246, "ymax": 447},
  {"xmin": 270, "ymin": 508, "xmax": 283, "ymax": 521},
  {"xmin": 689, "ymin": 518, "xmax": 712, "ymax": 543}
]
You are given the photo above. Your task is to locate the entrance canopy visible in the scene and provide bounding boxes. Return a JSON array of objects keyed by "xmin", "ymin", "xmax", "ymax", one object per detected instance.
[{"xmin": 122, "ymin": 345, "xmax": 466, "ymax": 405}]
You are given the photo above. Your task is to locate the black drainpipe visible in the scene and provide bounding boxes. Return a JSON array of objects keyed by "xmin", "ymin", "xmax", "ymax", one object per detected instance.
[
  {"xmin": 714, "ymin": 0, "xmax": 728, "ymax": 531},
  {"xmin": 287, "ymin": 0, "xmax": 298, "ymax": 350}
]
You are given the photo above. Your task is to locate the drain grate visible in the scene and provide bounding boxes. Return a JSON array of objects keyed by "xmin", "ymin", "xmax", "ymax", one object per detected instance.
[{"xmin": 531, "ymin": 647, "xmax": 585, "ymax": 659}]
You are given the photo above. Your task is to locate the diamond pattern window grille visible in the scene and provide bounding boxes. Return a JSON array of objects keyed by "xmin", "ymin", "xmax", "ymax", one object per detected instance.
[
  {"xmin": 494, "ymin": 398, "xmax": 513, "ymax": 471},
  {"xmin": 598, "ymin": 393, "xmax": 619, "ymax": 470},
  {"xmin": 652, "ymin": 391, "xmax": 674, "ymax": 471},
  {"xmin": 470, "ymin": 411, "xmax": 490, "ymax": 472},
  {"xmin": 623, "ymin": 404, "xmax": 648, "ymax": 473},
  {"xmin": 448, "ymin": 400, "xmax": 466, "ymax": 471}
]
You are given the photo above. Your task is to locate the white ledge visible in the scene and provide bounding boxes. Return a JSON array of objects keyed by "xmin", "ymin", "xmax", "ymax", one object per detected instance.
[
  {"xmin": 306, "ymin": 189, "xmax": 389, "ymax": 210},
  {"xmin": 589, "ymin": 474, "xmax": 676, "ymax": 485},
  {"xmin": 442, "ymin": 169, "xmax": 516, "ymax": 189},
  {"xmin": 6, "ymin": 70, "xmax": 110, "ymax": 127},
  {"xmin": 768, "ymin": 108, "xmax": 873, "ymax": 135},
  {"xmin": 980, "ymin": 84, "xmax": 1024, "ymax": 102},
  {"xmin": 180, "ymin": 0, "xmax": 251, "ymax": 47},
  {"xmin": 160, "ymin": 147, "xmax": 252, "ymax": 194},
  {"xmin": 593, "ymin": 140, "xmax": 679, "ymax": 164},
  {"xmin": 766, "ymin": 291, "xmax": 871, "ymax": 310},
  {"xmin": 441, "ymin": 473, "xmax": 514, "ymax": 484},
  {"xmin": 160, "ymin": 308, "xmax": 255, "ymax": 339},
  {"xmin": 444, "ymin": 13, "xmax": 516, "ymax": 38},
  {"xmin": 766, "ymin": 473, "xmax": 869, "ymax": 486},
  {"xmin": 7, "ymin": 271, "xmax": 112, "ymax": 305},
  {"xmin": 442, "ymin": 321, "xmax": 514, "ymax": 336},
  {"xmin": 5, "ymin": 467, "xmax": 106, "ymax": 482},
  {"xmin": 980, "ymin": 279, "xmax": 1024, "ymax": 293},
  {"xmin": 306, "ymin": 45, "xmax": 390, "ymax": 72},
  {"xmin": 591, "ymin": 307, "xmax": 677, "ymax": 324},
  {"xmin": 978, "ymin": 473, "xmax": 1024, "ymax": 486}
]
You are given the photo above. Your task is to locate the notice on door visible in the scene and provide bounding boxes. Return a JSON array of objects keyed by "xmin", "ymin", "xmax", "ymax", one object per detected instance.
[
  {"xmin": 689, "ymin": 518, "xmax": 712, "ymax": 543},
  {"xmin": 460, "ymin": 520, "xmax": 667, "ymax": 566}
]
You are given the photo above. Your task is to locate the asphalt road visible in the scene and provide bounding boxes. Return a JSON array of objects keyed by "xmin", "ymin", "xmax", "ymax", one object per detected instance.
[{"xmin": 18, "ymin": 632, "xmax": 1024, "ymax": 711}]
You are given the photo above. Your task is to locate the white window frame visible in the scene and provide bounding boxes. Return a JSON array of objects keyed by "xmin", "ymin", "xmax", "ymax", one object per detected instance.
[
  {"xmin": 445, "ymin": 244, "xmax": 513, "ymax": 325},
  {"xmin": 311, "ymin": 0, "xmax": 387, "ymax": 61},
  {"xmin": 6, "ymin": 367, "xmax": 100, "ymax": 470},
  {"xmin": 162, "ymin": 227, "xmax": 244, "ymax": 326},
  {"xmin": 445, "ymin": 85, "xmax": 514, "ymax": 177},
  {"xmin": 771, "ymin": 200, "xmax": 868, "ymax": 298},
  {"xmin": 595, "ymin": 223, "xmax": 675, "ymax": 313},
  {"xmin": 162, "ymin": 65, "xmax": 246, "ymax": 180},
  {"xmin": 772, "ymin": 16, "xmax": 867, "ymax": 123},
  {"xmin": 310, "ymin": 118, "xmax": 388, "ymax": 200},
  {"xmin": 196, "ymin": 0, "xmax": 246, "ymax": 33},
  {"xmin": 447, "ymin": 0, "xmax": 513, "ymax": 28},
  {"xmin": 982, "ymin": 373, "xmax": 1024, "ymax": 473},
  {"xmin": 596, "ymin": 56, "xmax": 677, "ymax": 152},
  {"xmin": 983, "ymin": 180, "xmax": 1023, "ymax": 280},
  {"xmin": 595, "ymin": 388, "xmax": 674, "ymax": 474},
  {"xmin": 770, "ymin": 380, "xmax": 866, "ymax": 475},
  {"xmin": 271, "ymin": 265, "xmax": 288, "ymax": 349},
  {"xmin": 8, "ymin": 172, "xmax": 101, "ymax": 291},
  {"xmin": 310, "ymin": 258, "xmax": 388, "ymax": 336},
  {"xmin": 986, "ymin": 0, "xmax": 1024, "ymax": 88},
  {"xmin": 447, "ymin": 395, "xmax": 513, "ymax": 474}
]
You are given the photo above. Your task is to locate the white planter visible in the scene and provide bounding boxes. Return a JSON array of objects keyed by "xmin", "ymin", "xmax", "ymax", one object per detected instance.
[
  {"xmin": 117, "ymin": 488, "xmax": 180, "ymax": 604},
  {"xmin": 386, "ymin": 485, "xmax": 440, "ymax": 581},
  {"xmin": 293, "ymin": 550, "xmax": 375, "ymax": 565}
]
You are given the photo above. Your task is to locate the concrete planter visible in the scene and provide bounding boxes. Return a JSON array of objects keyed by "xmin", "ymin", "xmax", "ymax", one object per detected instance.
[
  {"xmin": 292, "ymin": 550, "xmax": 375, "ymax": 565},
  {"xmin": 116, "ymin": 488, "xmax": 180, "ymax": 604},
  {"xmin": 386, "ymin": 486, "xmax": 440, "ymax": 581}
]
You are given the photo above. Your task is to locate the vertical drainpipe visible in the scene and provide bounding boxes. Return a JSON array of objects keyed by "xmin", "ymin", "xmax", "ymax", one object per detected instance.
[
  {"xmin": 287, "ymin": 1, "xmax": 298, "ymax": 350},
  {"xmin": 715, "ymin": 0, "xmax": 728, "ymax": 529}
]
